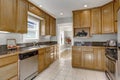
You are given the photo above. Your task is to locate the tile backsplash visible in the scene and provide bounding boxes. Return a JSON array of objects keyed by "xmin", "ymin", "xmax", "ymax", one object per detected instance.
[{"xmin": 74, "ymin": 34, "xmax": 117, "ymax": 42}]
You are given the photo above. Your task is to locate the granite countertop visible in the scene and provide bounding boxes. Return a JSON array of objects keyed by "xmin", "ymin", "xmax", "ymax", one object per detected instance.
[
  {"xmin": 74, "ymin": 42, "xmax": 106, "ymax": 47},
  {"xmin": 0, "ymin": 44, "xmax": 57, "ymax": 58}
]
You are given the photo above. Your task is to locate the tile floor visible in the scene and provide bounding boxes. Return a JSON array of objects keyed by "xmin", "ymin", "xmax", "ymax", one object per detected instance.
[{"xmin": 34, "ymin": 49, "xmax": 108, "ymax": 80}]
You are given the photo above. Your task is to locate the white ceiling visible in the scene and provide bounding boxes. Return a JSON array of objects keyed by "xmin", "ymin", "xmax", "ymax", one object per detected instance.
[{"xmin": 29, "ymin": 0, "xmax": 113, "ymax": 18}]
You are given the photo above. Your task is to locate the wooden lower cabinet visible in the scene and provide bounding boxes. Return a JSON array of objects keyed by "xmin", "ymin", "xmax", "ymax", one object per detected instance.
[
  {"xmin": 72, "ymin": 46, "xmax": 82, "ymax": 67},
  {"xmin": 0, "ymin": 62, "xmax": 18, "ymax": 80},
  {"xmin": 38, "ymin": 45, "xmax": 58, "ymax": 73},
  {"xmin": 72, "ymin": 46, "xmax": 105, "ymax": 71},
  {"xmin": 82, "ymin": 52, "xmax": 94, "ymax": 69},
  {"xmin": 38, "ymin": 48, "xmax": 45, "ymax": 72},
  {"xmin": 9, "ymin": 76, "xmax": 18, "ymax": 80},
  {"xmin": 93, "ymin": 47, "xmax": 105, "ymax": 71},
  {"xmin": 45, "ymin": 47, "xmax": 51, "ymax": 68},
  {"xmin": 0, "ymin": 54, "xmax": 18, "ymax": 80}
]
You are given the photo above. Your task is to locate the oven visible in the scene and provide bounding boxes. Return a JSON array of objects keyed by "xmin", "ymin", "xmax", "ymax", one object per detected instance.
[
  {"xmin": 105, "ymin": 54, "xmax": 117, "ymax": 80},
  {"xmin": 105, "ymin": 47, "xmax": 117, "ymax": 80}
]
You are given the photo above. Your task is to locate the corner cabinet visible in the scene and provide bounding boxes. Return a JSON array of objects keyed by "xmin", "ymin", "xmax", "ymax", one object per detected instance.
[
  {"xmin": 16, "ymin": 0, "xmax": 28, "ymax": 33},
  {"xmin": 0, "ymin": 0, "xmax": 17, "ymax": 32},
  {"xmin": 91, "ymin": 8, "xmax": 101, "ymax": 34},
  {"xmin": 102, "ymin": 2, "xmax": 114, "ymax": 33}
]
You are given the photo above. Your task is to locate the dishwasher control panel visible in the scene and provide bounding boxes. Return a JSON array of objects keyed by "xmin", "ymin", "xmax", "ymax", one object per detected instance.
[{"xmin": 19, "ymin": 51, "xmax": 38, "ymax": 60}]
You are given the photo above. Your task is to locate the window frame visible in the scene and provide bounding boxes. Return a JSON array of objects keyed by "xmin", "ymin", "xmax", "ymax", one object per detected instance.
[{"xmin": 23, "ymin": 16, "xmax": 40, "ymax": 42}]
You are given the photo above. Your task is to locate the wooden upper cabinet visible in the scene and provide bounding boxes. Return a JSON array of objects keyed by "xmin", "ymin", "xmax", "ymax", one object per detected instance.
[
  {"xmin": 114, "ymin": 0, "xmax": 119, "ymax": 33},
  {"xmin": 16, "ymin": 0, "xmax": 28, "ymax": 33},
  {"xmin": 52, "ymin": 18, "xmax": 56, "ymax": 36},
  {"xmin": 73, "ymin": 11, "xmax": 81, "ymax": 28},
  {"xmin": 0, "ymin": 0, "xmax": 17, "ymax": 32},
  {"xmin": 91, "ymin": 8, "xmax": 101, "ymax": 34},
  {"xmin": 102, "ymin": 2, "xmax": 114, "ymax": 33},
  {"xmin": 45, "ymin": 14, "xmax": 50, "ymax": 35},
  {"xmin": 50, "ymin": 17, "xmax": 56, "ymax": 36},
  {"xmin": 28, "ymin": 3, "xmax": 44, "ymax": 18},
  {"xmin": 80, "ymin": 10, "xmax": 91, "ymax": 28},
  {"xmin": 73, "ymin": 10, "xmax": 91, "ymax": 28}
]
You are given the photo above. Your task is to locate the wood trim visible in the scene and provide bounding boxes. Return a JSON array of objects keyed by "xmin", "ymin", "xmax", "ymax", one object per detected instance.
[{"xmin": 28, "ymin": 1, "xmax": 55, "ymax": 18}]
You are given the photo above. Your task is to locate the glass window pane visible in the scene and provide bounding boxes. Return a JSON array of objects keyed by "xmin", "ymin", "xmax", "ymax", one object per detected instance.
[
  {"xmin": 24, "ymin": 31, "xmax": 37, "ymax": 39},
  {"xmin": 23, "ymin": 16, "xmax": 40, "ymax": 41},
  {"xmin": 28, "ymin": 21, "xmax": 37, "ymax": 30}
]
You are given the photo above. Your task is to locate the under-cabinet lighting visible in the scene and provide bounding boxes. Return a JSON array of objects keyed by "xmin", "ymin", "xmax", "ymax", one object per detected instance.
[{"xmin": 0, "ymin": 31, "xmax": 9, "ymax": 33}]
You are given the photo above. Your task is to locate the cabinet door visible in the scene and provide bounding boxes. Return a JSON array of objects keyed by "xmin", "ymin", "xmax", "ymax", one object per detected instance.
[
  {"xmin": 114, "ymin": 0, "xmax": 119, "ymax": 33},
  {"xmin": 50, "ymin": 17, "xmax": 56, "ymax": 36},
  {"xmin": 72, "ymin": 46, "xmax": 82, "ymax": 67},
  {"xmin": 91, "ymin": 8, "xmax": 101, "ymax": 34},
  {"xmin": 73, "ymin": 11, "xmax": 81, "ymax": 28},
  {"xmin": 82, "ymin": 52, "xmax": 94, "ymax": 69},
  {"xmin": 52, "ymin": 18, "xmax": 56, "ymax": 36},
  {"xmin": 80, "ymin": 10, "xmax": 91, "ymax": 28},
  {"xmin": 45, "ymin": 14, "xmax": 50, "ymax": 35},
  {"xmin": 45, "ymin": 48, "xmax": 51, "ymax": 67},
  {"xmin": 0, "ymin": 62, "xmax": 18, "ymax": 80},
  {"xmin": 0, "ymin": 0, "xmax": 17, "ymax": 32},
  {"xmin": 16, "ymin": 0, "xmax": 28, "ymax": 33},
  {"xmin": 102, "ymin": 2, "xmax": 114, "ymax": 33},
  {"xmin": 93, "ymin": 48, "xmax": 105, "ymax": 71},
  {"xmin": 38, "ymin": 53, "xmax": 45, "ymax": 72},
  {"xmin": 38, "ymin": 49, "xmax": 45, "ymax": 72}
]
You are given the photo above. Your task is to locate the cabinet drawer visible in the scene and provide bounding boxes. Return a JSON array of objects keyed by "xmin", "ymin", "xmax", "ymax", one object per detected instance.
[
  {"xmin": 82, "ymin": 47, "xmax": 93, "ymax": 51},
  {"xmin": 0, "ymin": 54, "xmax": 18, "ymax": 67},
  {"xmin": 72, "ymin": 46, "xmax": 82, "ymax": 51},
  {"xmin": 39, "ymin": 48, "xmax": 45, "ymax": 54},
  {"xmin": 0, "ymin": 62, "xmax": 18, "ymax": 80}
]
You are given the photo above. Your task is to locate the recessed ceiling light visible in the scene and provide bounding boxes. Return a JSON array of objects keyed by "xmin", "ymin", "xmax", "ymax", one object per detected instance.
[
  {"xmin": 60, "ymin": 12, "xmax": 63, "ymax": 15},
  {"xmin": 39, "ymin": 5, "xmax": 42, "ymax": 7},
  {"xmin": 84, "ymin": 4, "xmax": 87, "ymax": 8}
]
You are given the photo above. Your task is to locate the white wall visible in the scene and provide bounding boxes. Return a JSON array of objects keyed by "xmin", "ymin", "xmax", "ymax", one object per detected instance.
[
  {"xmin": 56, "ymin": 17, "xmax": 72, "ymax": 24},
  {"xmin": 0, "ymin": 33, "xmax": 57, "ymax": 45},
  {"xmin": 0, "ymin": 33, "xmax": 23, "ymax": 45}
]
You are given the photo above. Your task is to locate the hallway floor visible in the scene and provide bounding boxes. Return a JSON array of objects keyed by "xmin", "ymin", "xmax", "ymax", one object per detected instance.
[{"xmin": 34, "ymin": 49, "xmax": 107, "ymax": 80}]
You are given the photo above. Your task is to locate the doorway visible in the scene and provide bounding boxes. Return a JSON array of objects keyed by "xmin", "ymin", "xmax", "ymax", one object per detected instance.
[{"xmin": 57, "ymin": 23, "xmax": 73, "ymax": 59}]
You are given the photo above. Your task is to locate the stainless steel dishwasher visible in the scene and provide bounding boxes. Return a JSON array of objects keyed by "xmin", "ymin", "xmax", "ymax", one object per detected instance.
[{"xmin": 19, "ymin": 50, "xmax": 38, "ymax": 80}]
